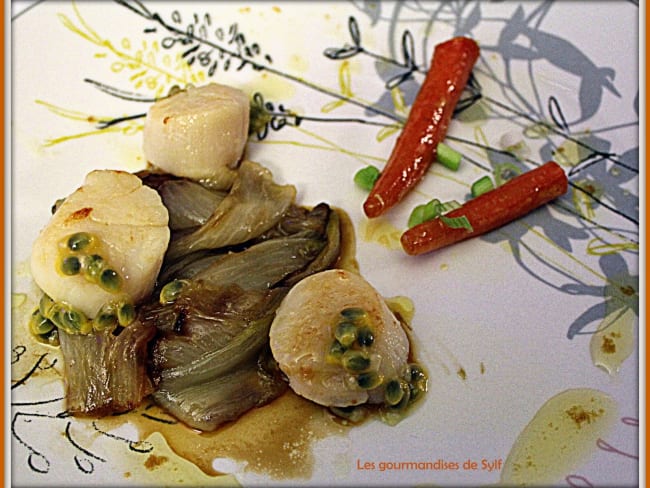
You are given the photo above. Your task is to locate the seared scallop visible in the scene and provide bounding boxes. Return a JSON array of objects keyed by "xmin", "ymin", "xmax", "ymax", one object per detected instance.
[
  {"xmin": 269, "ymin": 269, "xmax": 410, "ymax": 408},
  {"xmin": 143, "ymin": 83, "xmax": 250, "ymax": 180},
  {"xmin": 30, "ymin": 170, "xmax": 170, "ymax": 321}
]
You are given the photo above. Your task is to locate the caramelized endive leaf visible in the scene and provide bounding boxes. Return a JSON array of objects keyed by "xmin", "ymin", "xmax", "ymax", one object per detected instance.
[{"xmin": 165, "ymin": 160, "xmax": 296, "ymax": 260}]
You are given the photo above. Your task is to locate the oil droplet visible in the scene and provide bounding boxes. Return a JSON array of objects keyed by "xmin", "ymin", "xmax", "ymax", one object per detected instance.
[
  {"xmin": 360, "ymin": 217, "xmax": 402, "ymax": 250},
  {"xmin": 500, "ymin": 388, "xmax": 617, "ymax": 486},
  {"xmin": 590, "ymin": 307, "xmax": 635, "ymax": 375},
  {"xmin": 385, "ymin": 295, "xmax": 415, "ymax": 325}
]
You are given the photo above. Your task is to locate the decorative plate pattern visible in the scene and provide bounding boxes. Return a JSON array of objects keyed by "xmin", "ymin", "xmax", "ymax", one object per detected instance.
[{"xmin": 12, "ymin": 2, "xmax": 639, "ymax": 486}]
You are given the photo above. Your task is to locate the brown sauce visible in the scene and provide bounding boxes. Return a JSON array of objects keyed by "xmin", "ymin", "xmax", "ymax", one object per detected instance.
[
  {"xmin": 14, "ymin": 206, "xmax": 426, "ymax": 483},
  {"xmin": 98, "ymin": 391, "xmax": 347, "ymax": 480}
]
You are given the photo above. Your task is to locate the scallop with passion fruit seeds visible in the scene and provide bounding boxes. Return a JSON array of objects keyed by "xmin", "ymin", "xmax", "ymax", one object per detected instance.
[
  {"xmin": 269, "ymin": 269, "xmax": 410, "ymax": 408},
  {"xmin": 30, "ymin": 170, "xmax": 170, "ymax": 321}
]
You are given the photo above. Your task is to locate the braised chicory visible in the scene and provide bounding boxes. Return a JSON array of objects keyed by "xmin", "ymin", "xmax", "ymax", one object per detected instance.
[{"xmin": 53, "ymin": 159, "xmax": 342, "ymax": 430}]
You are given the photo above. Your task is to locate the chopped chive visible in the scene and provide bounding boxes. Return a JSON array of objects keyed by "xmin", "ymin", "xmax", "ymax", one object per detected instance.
[
  {"xmin": 440, "ymin": 215, "xmax": 473, "ymax": 232},
  {"xmin": 407, "ymin": 205, "xmax": 428, "ymax": 229},
  {"xmin": 354, "ymin": 165, "xmax": 381, "ymax": 191},
  {"xmin": 436, "ymin": 142, "xmax": 462, "ymax": 171},
  {"xmin": 439, "ymin": 200, "xmax": 462, "ymax": 212},
  {"xmin": 471, "ymin": 175, "xmax": 495, "ymax": 197},
  {"xmin": 408, "ymin": 199, "xmax": 462, "ymax": 228},
  {"xmin": 408, "ymin": 199, "xmax": 440, "ymax": 228}
]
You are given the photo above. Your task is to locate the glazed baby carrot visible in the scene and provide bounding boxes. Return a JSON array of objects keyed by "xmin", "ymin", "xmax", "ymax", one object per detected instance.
[
  {"xmin": 400, "ymin": 161, "xmax": 568, "ymax": 256},
  {"xmin": 363, "ymin": 36, "xmax": 480, "ymax": 218}
]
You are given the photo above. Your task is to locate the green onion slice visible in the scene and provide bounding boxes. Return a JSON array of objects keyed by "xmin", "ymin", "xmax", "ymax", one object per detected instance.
[
  {"xmin": 471, "ymin": 175, "xmax": 495, "ymax": 197},
  {"xmin": 354, "ymin": 165, "xmax": 381, "ymax": 191},
  {"xmin": 436, "ymin": 142, "xmax": 462, "ymax": 171},
  {"xmin": 440, "ymin": 215, "xmax": 473, "ymax": 232},
  {"xmin": 407, "ymin": 199, "xmax": 461, "ymax": 228}
]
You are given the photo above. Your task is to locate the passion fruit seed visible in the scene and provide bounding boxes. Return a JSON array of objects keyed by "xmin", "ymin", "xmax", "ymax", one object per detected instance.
[
  {"xmin": 329, "ymin": 405, "xmax": 368, "ymax": 424},
  {"xmin": 67, "ymin": 232, "xmax": 94, "ymax": 252},
  {"xmin": 388, "ymin": 383, "xmax": 411, "ymax": 411},
  {"xmin": 326, "ymin": 339, "xmax": 347, "ymax": 364},
  {"xmin": 159, "ymin": 279, "xmax": 189, "ymax": 304},
  {"xmin": 117, "ymin": 302, "xmax": 136, "ymax": 327},
  {"xmin": 384, "ymin": 379, "xmax": 407, "ymax": 406},
  {"xmin": 99, "ymin": 268, "xmax": 122, "ymax": 292},
  {"xmin": 341, "ymin": 349, "xmax": 371, "ymax": 372},
  {"xmin": 94, "ymin": 311, "xmax": 118, "ymax": 332},
  {"xmin": 340, "ymin": 307, "xmax": 367, "ymax": 322},
  {"xmin": 335, "ymin": 321, "xmax": 357, "ymax": 347},
  {"xmin": 59, "ymin": 255, "xmax": 81, "ymax": 276},
  {"xmin": 356, "ymin": 326, "xmax": 374, "ymax": 347},
  {"xmin": 357, "ymin": 371, "xmax": 383, "ymax": 390},
  {"xmin": 29, "ymin": 309, "xmax": 55, "ymax": 336},
  {"xmin": 408, "ymin": 363, "xmax": 428, "ymax": 391},
  {"xmin": 39, "ymin": 294, "xmax": 56, "ymax": 318},
  {"xmin": 83, "ymin": 254, "xmax": 105, "ymax": 280},
  {"xmin": 49, "ymin": 303, "xmax": 91, "ymax": 335}
]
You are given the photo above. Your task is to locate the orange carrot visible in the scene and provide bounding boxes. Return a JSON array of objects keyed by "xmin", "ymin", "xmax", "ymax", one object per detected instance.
[
  {"xmin": 400, "ymin": 161, "xmax": 568, "ymax": 256},
  {"xmin": 363, "ymin": 36, "xmax": 480, "ymax": 218}
]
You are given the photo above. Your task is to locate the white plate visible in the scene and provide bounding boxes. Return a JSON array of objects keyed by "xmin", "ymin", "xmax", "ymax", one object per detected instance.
[{"xmin": 11, "ymin": 2, "xmax": 640, "ymax": 487}]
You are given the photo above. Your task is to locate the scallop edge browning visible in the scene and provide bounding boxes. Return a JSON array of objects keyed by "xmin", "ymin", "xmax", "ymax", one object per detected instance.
[{"xmin": 269, "ymin": 268, "xmax": 410, "ymax": 408}]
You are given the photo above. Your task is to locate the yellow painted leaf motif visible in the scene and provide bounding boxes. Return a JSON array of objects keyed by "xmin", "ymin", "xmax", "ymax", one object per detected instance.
[
  {"xmin": 390, "ymin": 85, "xmax": 407, "ymax": 116},
  {"xmin": 523, "ymin": 121, "xmax": 552, "ymax": 139},
  {"xmin": 586, "ymin": 237, "xmax": 639, "ymax": 255},
  {"xmin": 321, "ymin": 60, "xmax": 353, "ymax": 113},
  {"xmin": 35, "ymin": 100, "xmax": 143, "ymax": 146},
  {"xmin": 572, "ymin": 179, "xmax": 604, "ymax": 219},
  {"xmin": 58, "ymin": 3, "xmax": 200, "ymax": 97},
  {"xmin": 376, "ymin": 124, "xmax": 400, "ymax": 142}
]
